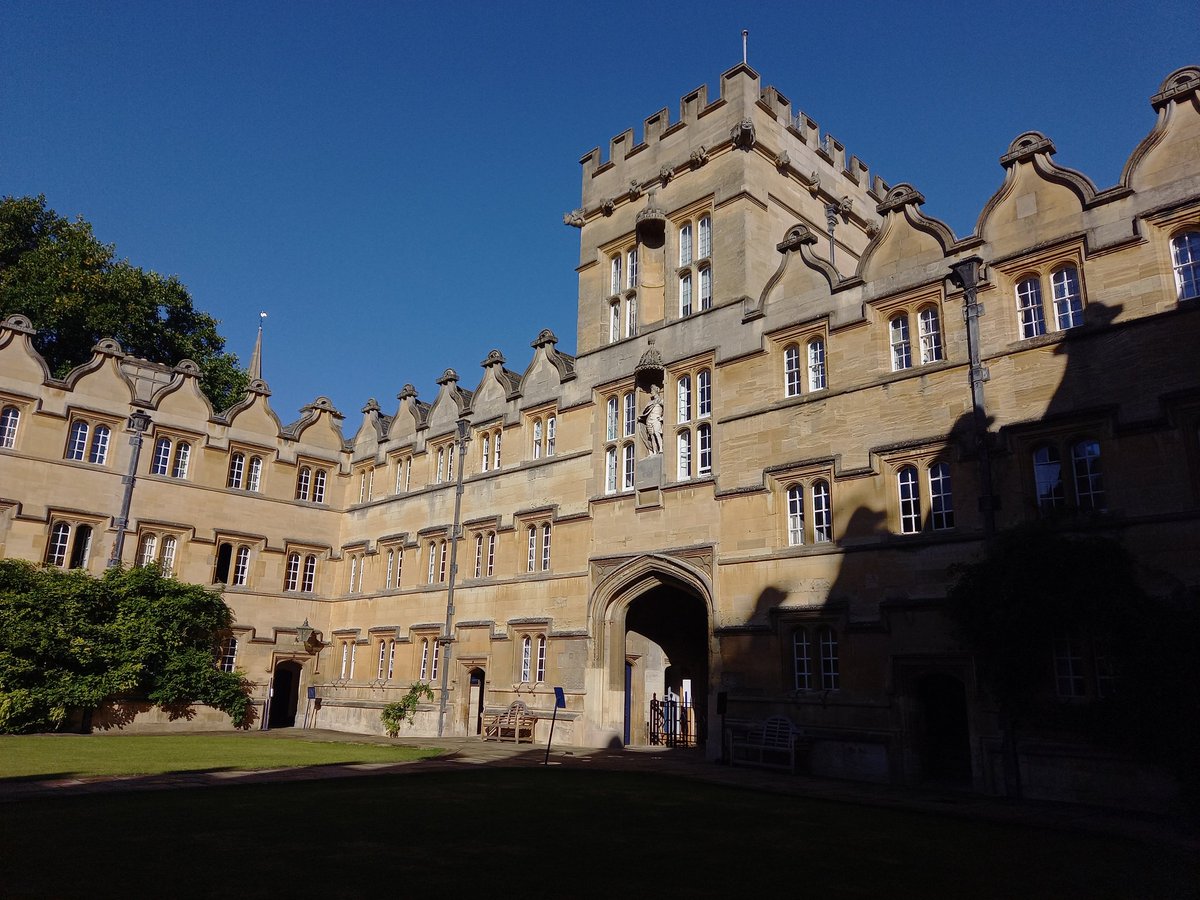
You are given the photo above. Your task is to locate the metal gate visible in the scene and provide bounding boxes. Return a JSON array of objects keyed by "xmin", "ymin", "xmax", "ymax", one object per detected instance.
[{"xmin": 648, "ymin": 692, "xmax": 697, "ymax": 747}]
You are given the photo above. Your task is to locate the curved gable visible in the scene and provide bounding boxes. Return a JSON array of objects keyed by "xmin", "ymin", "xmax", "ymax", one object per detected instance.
[{"xmin": 1124, "ymin": 67, "xmax": 1200, "ymax": 195}]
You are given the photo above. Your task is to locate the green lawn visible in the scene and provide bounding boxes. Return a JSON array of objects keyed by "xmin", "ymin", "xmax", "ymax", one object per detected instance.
[
  {"xmin": 0, "ymin": 733, "xmax": 440, "ymax": 779},
  {"xmin": 0, "ymin": 768, "xmax": 1194, "ymax": 899}
]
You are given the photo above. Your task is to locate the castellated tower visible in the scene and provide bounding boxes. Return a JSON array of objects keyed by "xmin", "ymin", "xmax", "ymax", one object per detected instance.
[{"xmin": 567, "ymin": 63, "xmax": 886, "ymax": 356}]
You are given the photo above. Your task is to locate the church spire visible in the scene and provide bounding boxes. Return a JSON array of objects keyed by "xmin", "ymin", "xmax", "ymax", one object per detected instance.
[{"xmin": 248, "ymin": 311, "xmax": 266, "ymax": 380}]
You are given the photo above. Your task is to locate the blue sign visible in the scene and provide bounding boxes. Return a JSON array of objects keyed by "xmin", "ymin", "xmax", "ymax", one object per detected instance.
[
  {"xmin": 554, "ymin": 686, "xmax": 566, "ymax": 708},
  {"xmin": 307, "ymin": 687, "xmax": 317, "ymax": 700}
]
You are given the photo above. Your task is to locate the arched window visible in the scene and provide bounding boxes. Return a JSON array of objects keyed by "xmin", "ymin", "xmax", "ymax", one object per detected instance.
[
  {"xmin": 233, "ymin": 546, "xmax": 250, "ymax": 586},
  {"xmin": 679, "ymin": 272, "xmax": 693, "ymax": 317},
  {"xmin": 533, "ymin": 419, "xmax": 543, "ymax": 459},
  {"xmin": 677, "ymin": 375, "xmax": 691, "ymax": 423},
  {"xmin": 698, "ymin": 215, "xmax": 712, "ymax": 259},
  {"xmin": 625, "ymin": 294, "xmax": 637, "ymax": 338},
  {"xmin": 246, "ymin": 456, "xmax": 263, "ymax": 492},
  {"xmin": 521, "ymin": 635, "xmax": 532, "ymax": 683},
  {"xmin": 493, "ymin": 431, "xmax": 502, "ymax": 470},
  {"xmin": 699, "ymin": 266, "xmax": 712, "ymax": 311},
  {"xmin": 419, "ymin": 639, "xmax": 430, "ymax": 680},
  {"xmin": 889, "ymin": 315, "xmax": 912, "ymax": 371},
  {"xmin": 481, "ymin": 434, "xmax": 490, "ymax": 471},
  {"xmin": 0, "ymin": 405, "xmax": 19, "ymax": 448},
  {"xmin": 160, "ymin": 536, "xmax": 177, "ymax": 577},
  {"xmin": 1071, "ymin": 440, "xmax": 1105, "ymax": 512},
  {"xmin": 227, "ymin": 453, "xmax": 245, "ymax": 489},
  {"xmin": 66, "ymin": 420, "xmax": 89, "ymax": 460},
  {"xmin": 474, "ymin": 533, "xmax": 484, "ymax": 578},
  {"xmin": 386, "ymin": 548, "xmax": 396, "ymax": 588},
  {"xmin": 546, "ymin": 416, "xmax": 556, "ymax": 456},
  {"xmin": 784, "ymin": 345, "xmax": 801, "ymax": 397},
  {"xmin": 46, "ymin": 522, "xmax": 71, "ymax": 567},
  {"xmin": 929, "ymin": 462, "xmax": 954, "ymax": 530},
  {"xmin": 285, "ymin": 552, "xmax": 301, "ymax": 591},
  {"xmin": 610, "ymin": 254, "xmax": 622, "ymax": 295},
  {"xmin": 536, "ymin": 635, "xmax": 547, "ymax": 682},
  {"xmin": 527, "ymin": 525, "xmax": 537, "ymax": 573},
  {"xmin": 486, "ymin": 532, "xmax": 496, "ymax": 576},
  {"xmin": 387, "ymin": 640, "xmax": 396, "ymax": 680},
  {"xmin": 172, "ymin": 442, "xmax": 190, "ymax": 478},
  {"xmin": 87, "ymin": 424, "xmax": 110, "ymax": 465},
  {"xmin": 622, "ymin": 442, "xmax": 635, "ymax": 491},
  {"xmin": 445, "ymin": 446, "xmax": 454, "ymax": 482},
  {"xmin": 213, "ymin": 542, "xmax": 233, "ymax": 584},
  {"xmin": 295, "ymin": 466, "xmax": 312, "ymax": 501},
  {"xmin": 541, "ymin": 523, "xmax": 552, "ymax": 571},
  {"xmin": 609, "ymin": 300, "xmax": 621, "ymax": 344},
  {"xmin": 427, "ymin": 542, "xmax": 437, "ymax": 584},
  {"xmin": 627, "ymin": 247, "xmax": 639, "ymax": 289},
  {"xmin": 430, "ymin": 639, "xmax": 440, "ymax": 681},
  {"xmin": 1033, "ymin": 444, "xmax": 1065, "ymax": 511},
  {"xmin": 436, "ymin": 448, "xmax": 445, "ymax": 484},
  {"xmin": 1051, "ymin": 267, "xmax": 1084, "ymax": 329},
  {"xmin": 697, "ymin": 423, "xmax": 712, "ymax": 476},
  {"xmin": 438, "ymin": 541, "xmax": 447, "ymax": 583},
  {"xmin": 679, "ymin": 222, "xmax": 693, "ymax": 266},
  {"xmin": 68, "ymin": 525, "xmax": 93, "ymax": 570},
  {"xmin": 697, "ymin": 370, "xmax": 711, "ymax": 418},
  {"xmin": 606, "ymin": 397, "xmax": 618, "ymax": 441},
  {"xmin": 1016, "ymin": 276, "xmax": 1046, "ymax": 338},
  {"xmin": 302, "ymin": 555, "xmax": 317, "ymax": 592},
  {"xmin": 677, "ymin": 430, "xmax": 691, "ymax": 480},
  {"xmin": 151, "ymin": 436, "xmax": 172, "ymax": 475},
  {"xmin": 605, "ymin": 446, "xmax": 618, "ymax": 494},
  {"xmin": 348, "ymin": 554, "xmax": 359, "ymax": 592},
  {"xmin": 808, "ymin": 338, "xmax": 827, "ymax": 391},
  {"xmin": 786, "ymin": 484, "xmax": 804, "ymax": 546},
  {"xmin": 1171, "ymin": 231, "xmax": 1200, "ymax": 301},
  {"xmin": 313, "ymin": 469, "xmax": 327, "ymax": 503},
  {"xmin": 377, "ymin": 640, "xmax": 388, "ymax": 680},
  {"xmin": 623, "ymin": 393, "xmax": 636, "ymax": 437},
  {"xmin": 812, "ymin": 480, "xmax": 832, "ymax": 543},
  {"xmin": 897, "ymin": 466, "xmax": 921, "ymax": 534},
  {"xmin": 917, "ymin": 306, "xmax": 943, "ymax": 364},
  {"xmin": 138, "ymin": 534, "xmax": 157, "ymax": 567}
]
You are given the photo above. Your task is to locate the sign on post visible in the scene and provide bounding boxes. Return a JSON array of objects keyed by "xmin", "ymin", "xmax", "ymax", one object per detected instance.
[{"xmin": 544, "ymin": 687, "xmax": 566, "ymax": 765}]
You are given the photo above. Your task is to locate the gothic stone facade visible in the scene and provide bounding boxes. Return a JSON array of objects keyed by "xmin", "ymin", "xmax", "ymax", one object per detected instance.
[{"xmin": 2, "ymin": 64, "xmax": 1199, "ymax": 808}]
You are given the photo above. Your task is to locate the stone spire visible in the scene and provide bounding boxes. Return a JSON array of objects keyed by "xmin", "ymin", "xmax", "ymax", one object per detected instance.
[{"xmin": 248, "ymin": 312, "xmax": 266, "ymax": 380}]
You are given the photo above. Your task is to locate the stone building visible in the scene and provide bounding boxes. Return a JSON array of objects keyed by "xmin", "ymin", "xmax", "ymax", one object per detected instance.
[{"xmin": 2, "ymin": 63, "xmax": 1198, "ymax": 807}]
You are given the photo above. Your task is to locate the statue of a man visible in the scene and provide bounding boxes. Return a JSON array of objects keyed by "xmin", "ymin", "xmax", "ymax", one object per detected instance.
[{"xmin": 639, "ymin": 385, "xmax": 664, "ymax": 455}]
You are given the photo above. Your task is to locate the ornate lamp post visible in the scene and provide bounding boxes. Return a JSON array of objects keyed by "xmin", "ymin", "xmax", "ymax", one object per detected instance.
[
  {"xmin": 107, "ymin": 409, "xmax": 152, "ymax": 568},
  {"xmin": 436, "ymin": 417, "xmax": 471, "ymax": 737}
]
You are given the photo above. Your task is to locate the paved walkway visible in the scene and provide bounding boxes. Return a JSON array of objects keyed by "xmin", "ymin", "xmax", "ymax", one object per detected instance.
[{"xmin": 2, "ymin": 729, "xmax": 1195, "ymax": 850}]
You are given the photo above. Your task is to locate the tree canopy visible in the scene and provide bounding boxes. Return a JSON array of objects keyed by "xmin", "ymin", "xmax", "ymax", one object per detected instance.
[
  {"xmin": 0, "ymin": 560, "xmax": 252, "ymax": 733},
  {"xmin": 0, "ymin": 195, "xmax": 248, "ymax": 410}
]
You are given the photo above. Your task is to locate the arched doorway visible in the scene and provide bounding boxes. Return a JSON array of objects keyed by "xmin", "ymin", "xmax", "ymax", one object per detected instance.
[
  {"xmin": 590, "ymin": 554, "xmax": 715, "ymax": 753},
  {"xmin": 915, "ymin": 672, "xmax": 971, "ymax": 784},
  {"xmin": 268, "ymin": 660, "xmax": 303, "ymax": 729}
]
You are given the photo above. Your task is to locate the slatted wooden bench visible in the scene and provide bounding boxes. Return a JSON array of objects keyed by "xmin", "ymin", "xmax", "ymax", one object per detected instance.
[
  {"xmin": 729, "ymin": 716, "xmax": 806, "ymax": 772},
  {"xmin": 482, "ymin": 700, "xmax": 538, "ymax": 743}
]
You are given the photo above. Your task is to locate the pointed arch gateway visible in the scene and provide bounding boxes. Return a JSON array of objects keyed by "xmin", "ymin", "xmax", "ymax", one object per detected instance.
[{"xmin": 588, "ymin": 553, "xmax": 718, "ymax": 753}]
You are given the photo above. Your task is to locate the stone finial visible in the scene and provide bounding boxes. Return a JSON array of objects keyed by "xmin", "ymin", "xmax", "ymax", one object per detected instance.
[
  {"xmin": 876, "ymin": 183, "xmax": 927, "ymax": 214},
  {"xmin": 92, "ymin": 337, "xmax": 125, "ymax": 357},
  {"xmin": 397, "ymin": 383, "xmax": 418, "ymax": 401},
  {"xmin": 776, "ymin": 224, "xmax": 819, "ymax": 253},
  {"xmin": 531, "ymin": 329, "xmax": 558, "ymax": 349},
  {"xmin": 481, "ymin": 349, "xmax": 506, "ymax": 367},
  {"xmin": 362, "ymin": 398, "xmax": 381, "ymax": 414},
  {"xmin": 1151, "ymin": 66, "xmax": 1200, "ymax": 110},
  {"xmin": 1000, "ymin": 131, "xmax": 1056, "ymax": 167},
  {"xmin": 2, "ymin": 314, "xmax": 35, "ymax": 334},
  {"xmin": 174, "ymin": 359, "xmax": 201, "ymax": 376},
  {"xmin": 436, "ymin": 368, "xmax": 459, "ymax": 386}
]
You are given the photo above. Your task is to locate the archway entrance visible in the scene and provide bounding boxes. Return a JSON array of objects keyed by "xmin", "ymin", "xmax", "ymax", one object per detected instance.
[
  {"xmin": 915, "ymin": 672, "xmax": 971, "ymax": 784},
  {"xmin": 268, "ymin": 660, "xmax": 303, "ymax": 729},
  {"xmin": 623, "ymin": 585, "xmax": 709, "ymax": 749},
  {"xmin": 466, "ymin": 667, "xmax": 486, "ymax": 736}
]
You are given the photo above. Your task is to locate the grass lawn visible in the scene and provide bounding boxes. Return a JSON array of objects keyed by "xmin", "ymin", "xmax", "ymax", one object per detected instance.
[
  {"xmin": 0, "ymin": 769, "xmax": 1194, "ymax": 899},
  {"xmin": 0, "ymin": 733, "xmax": 441, "ymax": 779}
]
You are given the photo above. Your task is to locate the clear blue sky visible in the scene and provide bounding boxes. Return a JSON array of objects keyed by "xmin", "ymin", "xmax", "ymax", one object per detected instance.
[{"xmin": 2, "ymin": 1, "xmax": 1194, "ymax": 422}]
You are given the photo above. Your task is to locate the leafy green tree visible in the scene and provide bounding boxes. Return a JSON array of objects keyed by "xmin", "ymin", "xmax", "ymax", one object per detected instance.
[
  {"xmin": 0, "ymin": 195, "xmax": 248, "ymax": 410},
  {"xmin": 946, "ymin": 523, "xmax": 1200, "ymax": 803},
  {"xmin": 381, "ymin": 683, "xmax": 434, "ymax": 737},
  {"xmin": 0, "ymin": 560, "xmax": 252, "ymax": 733}
]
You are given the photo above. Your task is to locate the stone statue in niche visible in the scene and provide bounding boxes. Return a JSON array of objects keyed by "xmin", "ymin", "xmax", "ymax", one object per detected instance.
[{"xmin": 639, "ymin": 385, "xmax": 664, "ymax": 455}]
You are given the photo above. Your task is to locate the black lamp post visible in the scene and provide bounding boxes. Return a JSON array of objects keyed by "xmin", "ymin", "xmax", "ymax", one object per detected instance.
[{"xmin": 107, "ymin": 409, "xmax": 152, "ymax": 568}]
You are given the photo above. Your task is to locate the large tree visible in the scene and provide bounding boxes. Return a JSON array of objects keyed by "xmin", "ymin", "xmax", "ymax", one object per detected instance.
[
  {"xmin": 0, "ymin": 195, "xmax": 248, "ymax": 410},
  {"xmin": 0, "ymin": 560, "xmax": 252, "ymax": 733},
  {"xmin": 945, "ymin": 523, "xmax": 1200, "ymax": 804}
]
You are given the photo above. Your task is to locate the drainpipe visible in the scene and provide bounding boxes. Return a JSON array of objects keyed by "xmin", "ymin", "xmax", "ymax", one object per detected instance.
[
  {"xmin": 107, "ymin": 409, "xmax": 152, "ymax": 568},
  {"xmin": 436, "ymin": 417, "xmax": 471, "ymax": 737}
]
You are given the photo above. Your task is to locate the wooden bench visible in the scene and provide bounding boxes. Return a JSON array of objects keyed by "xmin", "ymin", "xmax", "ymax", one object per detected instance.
[
  {"xmin": 482, "ymin": 700, "xmax": 538, "ymax": 743},
  {"xmin": 728, "ymin": 716, "xmax": 807, "ymax": 772}
]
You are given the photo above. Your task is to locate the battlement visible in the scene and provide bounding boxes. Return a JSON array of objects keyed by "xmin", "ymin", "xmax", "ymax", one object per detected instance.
[{"xmin": 576, "ymin": 63, "xmax": 888, "ymax": 213}]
